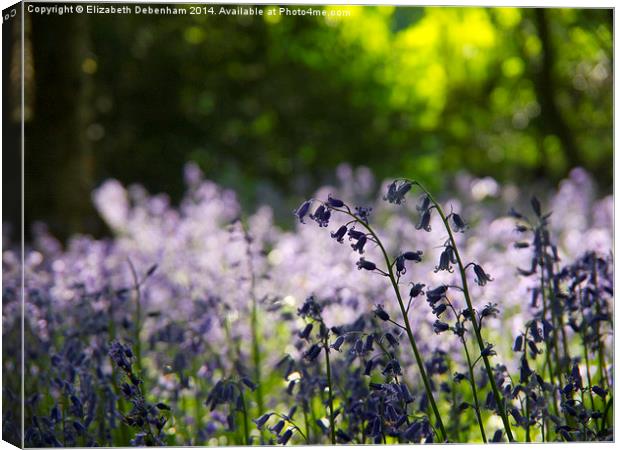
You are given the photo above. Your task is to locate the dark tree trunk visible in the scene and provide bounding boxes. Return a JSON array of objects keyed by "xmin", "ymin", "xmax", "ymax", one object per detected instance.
[
  {"xmin": 532, "ymin": 8, "xmax": 581, "ymax": 169},
  {"xmin": 26, "ymin": 13, "xmax": 95, "ymax": 240}
]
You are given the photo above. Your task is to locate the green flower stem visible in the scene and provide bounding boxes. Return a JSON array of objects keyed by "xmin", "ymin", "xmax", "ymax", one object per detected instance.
[
  {"xmin": 323, "ymin": 337, "xmax": 337, "ymax": 445},
  {"xmin": 444, "ymin": 296, "xmax": 487, "ymax": 443},
  {"xmin": 522, "ymin": 328, "xmax": 532, "ymax": 442},
  {"xmin": 240, "ymin": 389, "xmax": 251, "ymax": 445},
  {"xmin": 127, "ymin": 259, "xmax": 144, "ymax": 382},
  {"xmin": 241, "ymin": 221, "xmax": 266, "ymax": 416},
  {"xmin": 410, "ymin": 181, "xmax": 515, "ymax": 442},
  {"xmin": 462, "ymin": 334, "xmax": 487, "ymax": 442},
  {"xmin": 334, "ymin": 208, "xmax": 448, "ymax": 442},
  {"xmin": 539, "ymin": 269, "xmax": 560, "ymax": 418},
  {"xmin": 579, "ymin": 286, "xmax": 599, "ymax": 432}
]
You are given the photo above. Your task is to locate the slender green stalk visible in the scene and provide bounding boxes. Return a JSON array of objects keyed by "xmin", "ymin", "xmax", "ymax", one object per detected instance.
[
  {"xmin": 240, "ymin": 388, "xmax": 251, "ymax": 445},
  {"xmin": 250, "ymin": 299, "xmax": 264, "ymax": 412},
  {"xmin": 461, "ymin": 335, "xmax": 487, "ymax": 442},
  {"xmin": 410, "ymin": 181, "xmax": 514, "ymax": 442},
  {"xmin": 303, "ymin": 407, "xmax": 312, "ymax": 444},
  {"xmin": 334, "ymin": 209, "xmax": 448, "ymax": 442},
  {"xmin": 446, "ymin": 358, "xmax": 462, "ymax": 442},
  {"xmin": 107, "ymin": 304, "xmax": 131, "ymax": 445},
  {"xmin": 445, "ymin": 298, "xmax": 486, "ymax": 442},
  {"xmin": 539, "ymin": 271, "xmax": 560, "ymax": 417},
  {"xmin": 545, "ymin": 260, "xmax": 570, "ymax": 372},
  {"xmin": 127, "ymin": 259, "xmax": 143, "ymax": 377},
  {"xmin": 601, "ymin": 396, "xmax": 613, "ymax": 429},
  {"xmin": 323, "ymin": 337, "xmax": 337, "ymax": 445},
  {"xmin": 579, "ymin": 286, "xmax": 599, "ymax": 432},
  {"xmin": 522, "ymin": 329, "xmax": 532, "ymax": 443},
  {"xmin": 241, "ymin": 221, "xmax": 266, "ymax": 416}
]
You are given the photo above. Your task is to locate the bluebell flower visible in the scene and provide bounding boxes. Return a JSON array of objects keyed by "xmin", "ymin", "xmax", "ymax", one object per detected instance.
[
  {"xmin": 417, "ymin": 195, "xmax": 431, "ymax": 212},
  {"xmin": 450, "ymin": 213, "xmax": 468, "ymax": 232},
  {"xmin": 270, "ymin": 420, "xmax": 285, "ymax": 435},
  {"xmin": 356, "ymin": 258, "xmax": 376, "ymax": 271},
  {"xmin": 294, "ymin": 200, "xmax": 312, "ymax": 224},
  {"xmin": 353, "ymin": 339, "xmax": 364, "ymax": 355},
  {"xmin": 310, "ymin": 205, "xmax": 331, "ymax": 227},
  {"xmin": 491, "ymin": 430, "xmax": 503, "ymax": 442},
  {"xmin": 481, "ymin": 344, "xmax": 496, "ymax": 357},
  {"xmin": 277, "ymin": 428, "xmax": 293, "ymax": 445},
  {"xmin": 383, "ymin": 180, "xmax": 412, "ymax": 204},
  {"xmin": 453, "ymin": 372, "xmax": 467, "ymax": 383},
  {"xmin": 109, "ymin": 341, "xmax": 133, "ymax": 373},
  {"xmin": 304, "ymin": 344, "xmax": 322, "ymax": 361},
  {"xmin": 434, "ymin": 246, "xmax": 456, "ymax": 273},
  {"xmin": 480, "ymin": 302, "xmax": 499, "ymax": 319},
  {"xmin": 399, "ymin": 383, "xmax": 414, "ymax": 403},
  {"xmin": 297, "ymin": 296, "xmax": 323, "ymax": 320},
  {"xmin": 519, "ymin": 355, "xmax": 532, "ymax": 383},
  {"xmin": 351, "ymin": 234, "xmax": 367, "ymax": 254},
  {"xmin": 591, "ymin": 386, "xmax": 607, "ymax": 398},
  {"xmin": 330, "ymin": 225, "xmax": 348, "ymax": 243},
  {"xmin": 382, "ymin": 359, "xmax": 402, "ymax": 376},
  {"xmin": 355, "ymin": 206, "xmax": 373, "ymax": 223},
  {"xmin": 395, "ymin": 255, "xmax": 406, "ymax": 276},
  {"xmin": 364, "ymin": 360, "xmax": 374, "ymax": 376},
  {"xmin": 252, "ymin": 413, "xmax": 273, "ymax": 430},
  {"xmin": 327, "ymin": 194, "xmax": 345, "ymax": 208},
  {"xmin": 433, "ymin": 320, "xmax": 450, "ymax": 334},
  {"xmin": 416, "ymin": 210, "xmax": 432, "ymax": 232},
  {"xmin": 402, "ymin": 250, "xmax": 423, "ymax": 262},
  {"xmin": 432, "ymin": 303, "xmax": 447, "ymax": 317},
  {"xmin": 50, "ymin": 405, "xmax": 61, "ymax": 423},
  {"xmin": 299, "ymin": 323, "xmax": 313, "ymax": 340},
  {"xmin": 571, "ymin": 363, "xmax": 583, "ymax": 389},
  {"xmin": 472, "ymin": 264, "xmax": 493, "ymax": 286},
  {"xmin": 336, "ymin": 429, "xmax": 352, "ymax": 443},
  {"xmin": 529, "ymin": 321, "xmax": 543, "ymax": 342},
  {"xmin": 347, "ymin": 229, "xmax": 365, "ymax": 240},
  {"xmin": 364, "ymin": 334, "xmax": 374, "ymax": 352},
  {"xmin": 384, "ymin": 333, "xmax": 399, "ymax": 347},
  {"xmin": 513, "ymin": 335, "xmax": 523, "ymax": 352},
  {"xmin": 426, "ymin": 285, "xmax": 447, "ymax": 304},
  {"xmin": 409, "ymin": 282, "xmax": 425, "ymax": 298},
  {"xmin": 331, "ymin": 336, "xmax": 345, "ymax": 351}
]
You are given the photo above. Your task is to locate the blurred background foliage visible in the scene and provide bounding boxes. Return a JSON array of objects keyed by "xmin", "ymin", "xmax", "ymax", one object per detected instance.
[{"xmin": 4, "ymin": 5, "xmax": 612, "ymax": 240}]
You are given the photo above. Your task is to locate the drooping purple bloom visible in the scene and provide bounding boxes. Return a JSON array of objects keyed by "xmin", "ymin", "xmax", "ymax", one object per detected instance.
[
  {"xmin": 383, "ymin": 180, "xmax": 412, "ymax": 205},
  {"xmin": 472, "ymin": 263, "xmax": 493, "ymax": 286},
  {"xmin": 374, "ymin": 305, "xmax": 390, "ymax": 321},
  {"xmin": 416, "ymin": 209, "xmax": 432, "ymax": 232},
  {"xmin": 356, "ymin": 258, "xmax": 376, "ymax": 271},
  {"xmin": 326, "ymin": 194, "xmax": 345, "ymax": 208},
  {"xmin": 409, "ymin": 282, "xmax": 425, "ymax": 298},
  {"xmin": 294, "ymin": 200, "xmax": 312, "ymax": 223},
  {"xmin": 351, "ymin": 234, "xmax": 367, "ymax": 254},
  {"xmin": 330, "ymin": 225, "xmax": 348, "ymax": 243},
  {"xmin": 310, "ymin": 205, "xmax": 331, "ymax": 227}
]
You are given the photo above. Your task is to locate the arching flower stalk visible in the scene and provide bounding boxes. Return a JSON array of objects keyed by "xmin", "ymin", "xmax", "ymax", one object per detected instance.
[
  {"xmin": 385, "ymin": 178, "xmax": 516, "ymax": 442},
  {"xmin": 295, "ymin": 195, "xmax": 449, "ymax": 442}
]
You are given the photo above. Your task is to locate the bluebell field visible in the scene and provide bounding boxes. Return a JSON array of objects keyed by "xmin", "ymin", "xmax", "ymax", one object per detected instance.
[{"xmin": 2, "ymin": 164, "xmax": 613, "ymax": 446}]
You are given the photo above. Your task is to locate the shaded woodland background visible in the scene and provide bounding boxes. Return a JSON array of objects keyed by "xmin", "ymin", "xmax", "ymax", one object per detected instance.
[{"xmin": 2, "ymin": 5, "xmax": 613, "ymax": 241}]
